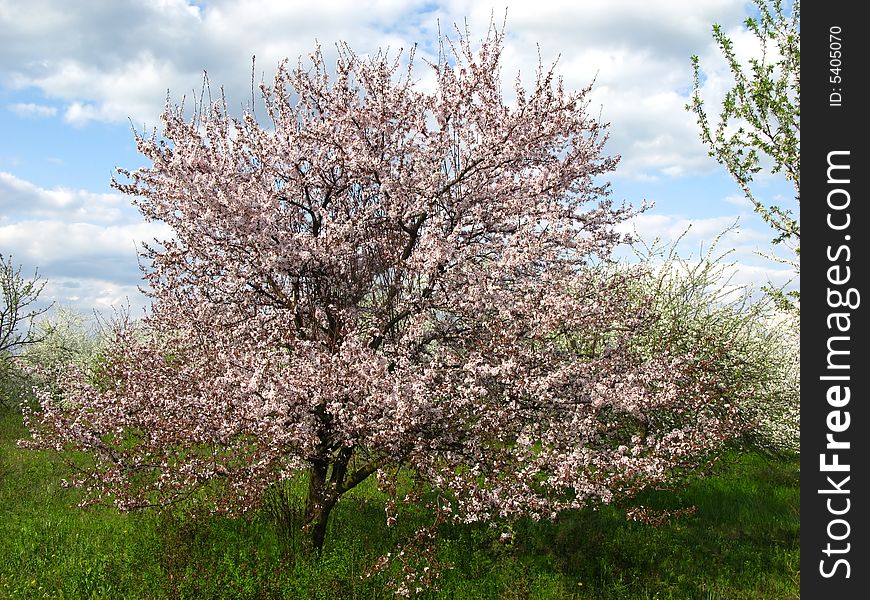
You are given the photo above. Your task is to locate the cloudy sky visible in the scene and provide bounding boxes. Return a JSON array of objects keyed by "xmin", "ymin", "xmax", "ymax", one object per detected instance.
[{"xmin": 0, "ymin": 0, "xmax": 798, "ymax": 318}]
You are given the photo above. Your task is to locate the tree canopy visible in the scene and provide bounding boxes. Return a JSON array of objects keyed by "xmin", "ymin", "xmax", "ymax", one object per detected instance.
[
  {"xmin": 26, "ymin": 27, "xmax": 741, "ymax": 563},
  {"xmin": 689, "ymin": 0, "xmax": 800, "ymax": 311}
]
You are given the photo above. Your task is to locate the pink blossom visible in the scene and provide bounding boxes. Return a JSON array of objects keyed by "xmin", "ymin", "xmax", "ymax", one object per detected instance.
[{"xmin": 23, "ymin": 24, "xmax": 741, "ymax": 564}]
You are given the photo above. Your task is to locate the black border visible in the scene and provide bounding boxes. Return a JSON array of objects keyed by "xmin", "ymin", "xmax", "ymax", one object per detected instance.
[{"xmin": 801, "ymin": 1, "xmax": 868, "ymax": 595}]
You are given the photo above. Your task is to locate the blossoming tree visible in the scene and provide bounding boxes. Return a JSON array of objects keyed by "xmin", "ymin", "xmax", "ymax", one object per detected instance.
[{"xmin": 26, "ymin": 27, "xmax": 739, "ymax": 557}]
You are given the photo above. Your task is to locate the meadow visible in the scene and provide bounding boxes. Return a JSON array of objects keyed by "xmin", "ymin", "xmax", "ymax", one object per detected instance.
[{"xmin": 1, "ymin": 404, "xmax": 799, "ymax": 599}]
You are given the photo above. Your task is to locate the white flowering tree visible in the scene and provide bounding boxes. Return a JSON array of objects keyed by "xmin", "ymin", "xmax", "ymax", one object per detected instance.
[
  {"xmin": 1, "ymin": 253, "xmax": 50, "ymax": 407},
  {"xmin": 689, "ymin": 0, "xmax": 800, "ymax": 312},
  {"xmin": 26, "ymin": 28, "xmax": 740, "ymax": 559}
]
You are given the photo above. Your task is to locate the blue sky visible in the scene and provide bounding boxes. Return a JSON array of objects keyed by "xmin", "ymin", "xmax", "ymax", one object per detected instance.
[{"xmin": 0, "ymin": 0, "xmax": 797, "ymax": 318}]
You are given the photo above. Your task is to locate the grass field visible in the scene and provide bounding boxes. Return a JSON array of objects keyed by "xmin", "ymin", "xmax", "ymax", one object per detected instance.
[{"xmin": 0, "ymin": 406, "xmax": 799, "ymax": 599}]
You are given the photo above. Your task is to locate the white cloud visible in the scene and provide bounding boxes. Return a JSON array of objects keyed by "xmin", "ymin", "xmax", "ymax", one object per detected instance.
[
  {"xmin": 0, "ymin": 220, "xmax": 170, "ymax": 276},
  {"xmin": 616, "ymin": 212, "xmax": 779, "ymax": 263},
  {"xmin": 720, "ymin": 261, "xmax": 797, "ymax": 291},
  {"xmin": 7, "ymin": 102, "xmax": 57, "ymax": 117},
  {"xmin": 433, "ymin": 0, "xmax": 748, "ymax": 179},
  {"xmin": 1, "ymin": 1, "xmax": 796, "ymax": 314},
  {"xmin": 0, "ymin": 172, "xmax": 170, "ymax": 316},
  {"xmin": 40, "ymin": 276, "xmax": 150, "ymax": 316},
  {"xmin": 0, "ymin": 220, "xmax": 162, "ymax": 317},
  {"xmin": 0, "ymin": 0, "xmax": 751, "ymax": 179},
  {"xmin": 613, "ymin": 210, "xmax": 798, "ymax": 303},
  {"xmin": 0, "ymin": 171, "xmax": 133, "ymax": 224}
]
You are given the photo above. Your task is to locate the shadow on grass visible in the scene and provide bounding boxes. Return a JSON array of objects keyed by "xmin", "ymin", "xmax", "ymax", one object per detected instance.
[{"xmin": 483, "ymin": 451, "xmax": 800, "ymax": 599}]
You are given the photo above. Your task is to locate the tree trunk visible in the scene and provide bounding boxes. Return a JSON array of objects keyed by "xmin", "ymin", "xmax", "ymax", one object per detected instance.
[
  {"xmin": 302, "ymin": 460, "xmax": 336, "ymax": 555},
  {"xmin": 300, "ymin": 449, "xmax": 375, "ymax": 555}
]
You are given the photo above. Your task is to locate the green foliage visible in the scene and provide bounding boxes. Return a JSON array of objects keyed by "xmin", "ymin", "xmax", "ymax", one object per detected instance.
[
  {"xmin": 0, "ymin": 354, "xmax": 27, "ymax": 410},
  {"xmin": 689, "ymin": 0, "xmax": 800, "ymax": 313}
]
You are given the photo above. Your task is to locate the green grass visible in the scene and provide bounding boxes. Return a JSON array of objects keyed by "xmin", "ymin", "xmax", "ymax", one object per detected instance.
[{"xmin": 0, "ymin": 407, "xmax": 799, "ymax": 599}]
